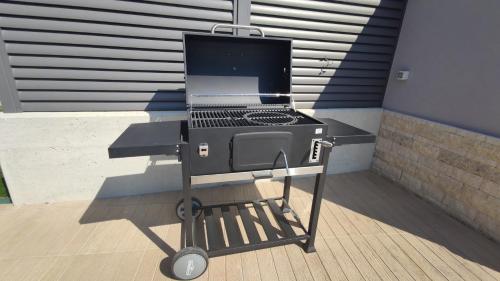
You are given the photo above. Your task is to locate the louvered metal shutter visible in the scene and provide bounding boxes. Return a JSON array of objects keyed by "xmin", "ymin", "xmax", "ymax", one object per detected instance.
[
  {"xmin": 0, "ymin": 0, "xmax": 406, "ymax": 112},
  {"xmin": 0, "ymin": 0, "xmax": 234, "ymax": 111},
  {"xmin": 251, "ymin": 0, "xmax": 406, "ymax": 109}
]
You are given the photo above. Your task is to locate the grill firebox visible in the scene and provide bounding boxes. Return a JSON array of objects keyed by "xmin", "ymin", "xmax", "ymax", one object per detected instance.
[{"xmin": 189, "ymin": 109, "xmax": 317, "ymax": 128}]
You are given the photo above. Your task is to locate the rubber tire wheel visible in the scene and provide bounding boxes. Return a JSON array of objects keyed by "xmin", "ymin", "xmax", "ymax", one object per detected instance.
[
  {"xmin": 171, "ymin": 247, "xmax": 208, "ymax": 280},
  {"xmin": 176, "ymin": 197, "xmax": 202, "ymax": 221}
]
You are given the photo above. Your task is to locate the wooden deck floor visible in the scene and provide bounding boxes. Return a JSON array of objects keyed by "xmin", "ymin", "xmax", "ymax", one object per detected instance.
[{"xmin": 0, "ymin": 171, "xmax": 499, "ymax": 281}]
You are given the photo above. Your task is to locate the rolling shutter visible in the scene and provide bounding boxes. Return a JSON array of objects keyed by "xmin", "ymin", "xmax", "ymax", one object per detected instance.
[
  {"xmin": 251, "ymin": 0, "xmax": 406, "ymax": 108},
  {"xmin": 0, "ymin": 0, "xmax": 406, "ymax": 111},
  {"xmin": 0, "ymin": 0, "xmax": 234, "ymax": 111}
]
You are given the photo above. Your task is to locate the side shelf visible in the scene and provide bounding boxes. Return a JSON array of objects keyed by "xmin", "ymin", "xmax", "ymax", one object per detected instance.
[
  {"xmin": 319, "ymin": 118, "xmax": 376, "ymax": 146},
  {"xmin": 108, "ymin": 120, "xmax": 186, "ymax": 158}
]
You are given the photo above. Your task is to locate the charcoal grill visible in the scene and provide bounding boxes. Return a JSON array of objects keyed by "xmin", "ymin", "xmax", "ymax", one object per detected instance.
[{"xmin": 108, "ymin": 24, "xmax": 376, "ymax": 280}]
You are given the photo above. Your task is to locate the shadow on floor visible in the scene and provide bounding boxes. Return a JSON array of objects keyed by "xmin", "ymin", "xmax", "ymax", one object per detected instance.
[
  {"xmin": 80, "ymin": 169, "xmax": 500, "ymax": 279},
  {"xmin": 291, "ymin": 171, "xmax": 500, "ymax": 274},
  {"xmin": 79, "ymin": 164, "xmax": 268, "ymax": 279}
]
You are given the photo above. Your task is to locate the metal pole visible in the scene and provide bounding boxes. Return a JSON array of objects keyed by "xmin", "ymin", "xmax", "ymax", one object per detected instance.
[
  {"xmin": 282, "ymin": 176, "xmax": 291, "ymax": 207},
  {"xmin": 180, "ymin": 143, "xmax": 194, "ymax": 247},
  {"xmin": 304, "ymin": 142, "xmax": 333, "ymax": 253}
]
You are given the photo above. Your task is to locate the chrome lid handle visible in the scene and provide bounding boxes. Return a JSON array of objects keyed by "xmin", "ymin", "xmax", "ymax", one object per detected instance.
[{"xmin": 211, "ymin": 24, "xmax": 265, "ymax": 37}]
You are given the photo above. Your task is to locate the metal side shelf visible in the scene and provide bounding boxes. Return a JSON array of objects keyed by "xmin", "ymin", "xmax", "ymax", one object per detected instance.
[{"xmin": 196, "ymin": 197, "xmax": 309, "ymax": 258}]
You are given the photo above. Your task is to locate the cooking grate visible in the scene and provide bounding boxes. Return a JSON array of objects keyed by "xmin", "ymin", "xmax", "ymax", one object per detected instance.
[
  {"xmin": 190, "ymin": 109, "xmax": 314, "ymax": 128},
  {"xmin": 243, "ymin": 111, "xmax": 297, "ymax": 126}
]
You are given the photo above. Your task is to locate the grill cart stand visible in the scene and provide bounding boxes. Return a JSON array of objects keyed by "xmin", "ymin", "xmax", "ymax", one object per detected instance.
[
  {"xmin": 109, "ymin": 118, "xmax": 375, "ymax": 280},
  {"xmin": 109, "ymin": 23, "xmax": 376, "ymax": 280}
]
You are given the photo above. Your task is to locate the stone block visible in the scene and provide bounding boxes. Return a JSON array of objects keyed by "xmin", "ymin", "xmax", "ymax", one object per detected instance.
[
  {"xmin": 442, "ymin": 195, "xmax": 476, "ymax": 223},
  {"xmin": 466, "ymin": 140, "xmax": 499, "ymax": 166},
  {"xmin": 460, "ymin": 186, "xmax": 490, "ymax": 215},
  {"xmin": 483, "ymin": 165, "xmax": 500, "ymax": 185},
  {"xmin": 420, "ymin": 181, "xmax": 445, "ymax": 205},
  {"xmin": 372, "ymin": 158, "xmax": 402, "ymax": 182},
  {"xmin": 415, "ymin": 122, "xmax": 443, "ymax": 143},
  {"xmin": 382, "ymin": 112, "xmax": 417, "ymax": 135},
  {"xmin": 437, "ymin": 149, "xmax": 493, "ymax": 178},
  {"xmin": 375, "ymin": 136, "xmax": 393, "ymax": 152},
  {"xmin": 412, "ymin": 137, "xmax": 440, "ymax": 159},
  {"xmin": 400, "ymin": 172, "xmax": 422, "ymax": 193},
  {"xmin": 439, "ymin": 132, "xmax": 476, "ymax": 156},
  {"xmin": 480, "ymin": 180, "xmax": 500, "ymax": 199}
]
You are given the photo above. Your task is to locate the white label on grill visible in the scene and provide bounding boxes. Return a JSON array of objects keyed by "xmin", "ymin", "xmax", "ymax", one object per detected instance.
[{"xmin": 315, "ymin": 128, "xmax": 323, "ymax": 135}]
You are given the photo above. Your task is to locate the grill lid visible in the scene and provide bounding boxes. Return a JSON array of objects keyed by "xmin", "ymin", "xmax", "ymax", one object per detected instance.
[{"xmin": 183, "ymin": 28, "xmax": 292, "ymax": 109}]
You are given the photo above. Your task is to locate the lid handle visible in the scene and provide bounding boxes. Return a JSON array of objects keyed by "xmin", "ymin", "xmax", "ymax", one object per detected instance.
[{"xmin": 210, "ymin": 24, "xmax": 265, "ymax": 37}]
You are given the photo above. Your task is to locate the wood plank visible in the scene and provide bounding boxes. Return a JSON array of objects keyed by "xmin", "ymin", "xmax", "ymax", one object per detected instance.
[
  {"xmin": 291, "ymin": 198, "xmax": 346, "ymax": 281},
  {"xmin": 270, "ymin": 246, "xmax": 297, "ymax": 281},
  {"xmin": 284, "ymin": 244, "xmax": 315, "ymax": 281},
  {"xmin": 225, "ymin": 253, "xmax": 243, "ymax": 281},
  {"xmin": 331, "ymin": 174, "xmax": 449, "ymax": 281},
  {"xmin": 241, "ymin": 251, "xmax": 262, "ymax": 281},
  {"xmin": 358, "ymin": 173, "xmax": 499, "ymax": 281}
]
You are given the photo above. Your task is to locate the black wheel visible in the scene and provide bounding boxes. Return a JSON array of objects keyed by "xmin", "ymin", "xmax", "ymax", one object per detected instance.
[
  {"xmin": 176, "ymin": 197, "xmax": 202, "ymax": 221},
  {"xmin": 171, "ymin": 247, "xmax": 208, "ymax": 280}
]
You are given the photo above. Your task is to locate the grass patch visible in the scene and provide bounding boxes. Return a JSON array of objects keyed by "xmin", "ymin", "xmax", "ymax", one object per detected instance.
[{"xmin": 0, "ymin": 177, "xmax": 8, "ymax": 198}]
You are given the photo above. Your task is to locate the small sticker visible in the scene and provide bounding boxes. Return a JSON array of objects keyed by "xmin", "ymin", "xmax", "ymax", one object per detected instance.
[{"xmin": 315, "ymin": 128, "xmax": 323, "ymax": 135}]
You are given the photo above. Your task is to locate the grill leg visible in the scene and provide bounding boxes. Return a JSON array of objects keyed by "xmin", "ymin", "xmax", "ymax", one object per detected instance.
[
  {"xmin": 282, "ymin": 176, "xmax": 291, "ymax": 207},
  {"xmin": 304, "ymin": 145, "xmax": 332, "ymax": 253},
  {"xmin": 180, "ymin": 143, "xmax": 194, "ymax": 248}
]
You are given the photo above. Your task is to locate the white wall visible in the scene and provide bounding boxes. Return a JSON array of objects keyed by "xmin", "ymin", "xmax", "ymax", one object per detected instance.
[{"xmin": 0, "ymin": 108, "xmax": 381, "ymax": 205}]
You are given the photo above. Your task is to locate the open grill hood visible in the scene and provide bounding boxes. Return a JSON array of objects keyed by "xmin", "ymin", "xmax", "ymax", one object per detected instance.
[{"xmin": 183, "ymin": 33, "xmax": 293, "ymax": 109}]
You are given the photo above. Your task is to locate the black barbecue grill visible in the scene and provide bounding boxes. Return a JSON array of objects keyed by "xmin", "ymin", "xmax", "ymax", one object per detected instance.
[{"xmin": 108, "ymin": 24, "xmax": 376, "ymax": 280}]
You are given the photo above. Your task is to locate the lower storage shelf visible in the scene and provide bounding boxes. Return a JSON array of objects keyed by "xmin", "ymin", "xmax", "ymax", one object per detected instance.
[{"xmin": 194, "ymin": 198, "xmax": 309, "ymax": 257}]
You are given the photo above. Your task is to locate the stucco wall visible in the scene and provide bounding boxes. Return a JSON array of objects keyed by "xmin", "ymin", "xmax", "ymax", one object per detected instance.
[
  {"xmin": 383, "ymin": 0, "xmax": 500, "ymax": 137},
  {"xmin": 373, "ymin": 110, "xmax": 500, "ymax": 242},
  {"xmin": 0, "ymin": 108, "xmax": 381, "ymax": 205}
]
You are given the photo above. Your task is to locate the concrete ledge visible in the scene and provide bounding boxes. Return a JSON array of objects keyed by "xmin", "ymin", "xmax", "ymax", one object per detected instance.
[{"xmin": 0, "ymin": 108, "xmax": 381, "ymax": 204}]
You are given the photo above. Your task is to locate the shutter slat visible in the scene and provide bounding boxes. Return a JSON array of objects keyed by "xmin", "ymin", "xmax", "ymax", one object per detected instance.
[
  {"xmin": 8, "ymin": 0, "xmax": 232, "ymax": 22},
  {"xmin": 293, "ymin": 59, "xmax": 390, "ymax": 70},
  {"xmin": 262, "ymin": 27, "xmax": 396, "ymax": 45},
  {"xmin": 251, "ymin": 15, "xmax": 398, "ymax": 36},
  {"xmin": 293, "ymin": 85, "xmax": 385, "ymax": 93},
  {"xmin": 252, "ymin": 0, "xmax": 403, "ymax": 17},
  {"xmin": 251, "ymin": 4, "xmax": 401, "ymax": 27},
  {"xmin": 293, "ymin": 49, "xmax": 392, "ymax": 62},
  {"xmin": 13, "ymin": 69, "xmax": 185, "ymax": 81},
  {"xmin": 145, "ymin": 0, "xmax": 233, "ymax": 10},
  {"xmin": 2, "ymin": 30, "xmax": 183, "ymax": 51},
  {"xmin": 0, "ymin": 3, "xmax": 232, "ymax": 31},
  {"xmin": 19, "ymin": 91, "xmax": 186, "ymax": 102},
  {"xmin": 6, "ymin": 44, "xmax": 183, "ymax": 61},
  {"xmin": 16, "ymin": 81, "xmax": 185, "ymax": 91},
  {"xmin": 293, "ymin": 39, "xmax": 394, "ymax": 54},
  {"xmin": 293, "ymin": 93, "xmax": 384, "ymax": 101},
  {"xmin": 20, "ymin": 101, "xmax": 186, "ymax": 111},
  {"xmin": 9, "ymin": 56, "xmax": 184, "ymax": 71},
  {"xmin": 292, "ymin": 68, "xmax": 388, "ymax": 78},
  {"xmin": 0, "ymin": 17, "xmax": 184, "ymax": 40},
  {"xmin": 293, "ymin": 77, "xmax": 386, "ymax": 86},
  {"xmin": 295, "ymin": 100, "xmax": 383, "ymax": 109}
]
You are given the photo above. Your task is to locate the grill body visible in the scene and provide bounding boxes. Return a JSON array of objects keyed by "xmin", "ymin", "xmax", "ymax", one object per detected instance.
[{"xmin": 188, "ymin": 108, "xmax": 327, "ymax": 176}]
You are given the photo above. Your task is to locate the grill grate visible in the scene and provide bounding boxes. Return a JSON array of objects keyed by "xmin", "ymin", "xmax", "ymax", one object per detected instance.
[{"xmin": 190, "ymin": 109, "xmax": 314, "ymax": 128}]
